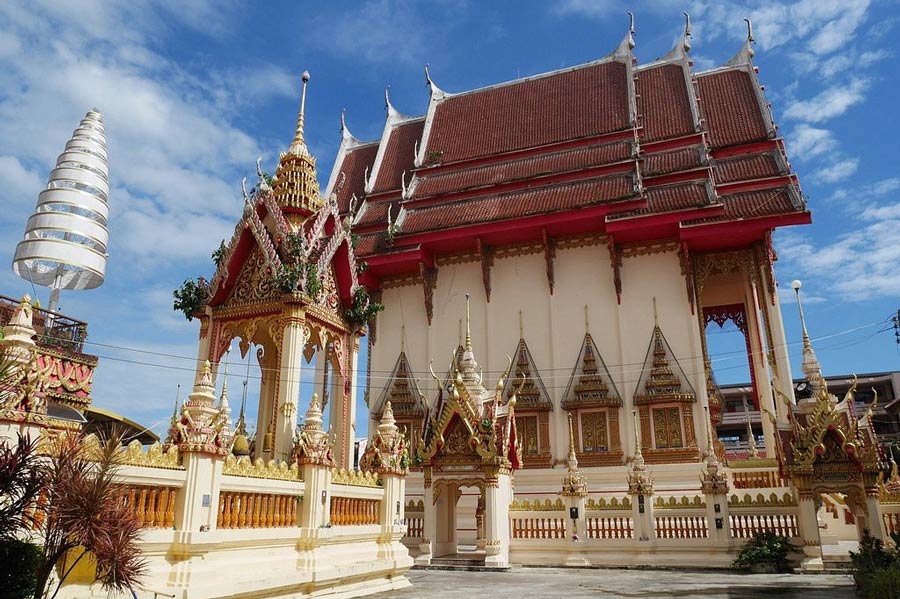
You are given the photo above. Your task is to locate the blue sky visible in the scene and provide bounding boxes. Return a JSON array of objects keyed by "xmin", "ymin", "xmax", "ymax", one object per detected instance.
[{"xmin": 0, "ymin": 1, "xmax": 898, "ymax": 439}]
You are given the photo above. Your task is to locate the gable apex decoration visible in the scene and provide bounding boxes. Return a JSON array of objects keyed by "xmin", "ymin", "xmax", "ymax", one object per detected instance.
[
  {"xmin": 503, "ymin": 336, "xmax": 551, "ymax": 409},
  {"xmin": 561, "ymin": 333, "xmax": 622, "ymax": 409},
  {"xmin": 372, "ymin": 350, "xmax": 427, "ymax": 419},
  {"xmin": 632, "ymin": 322, "xmax": 695, "ymax": 405}
]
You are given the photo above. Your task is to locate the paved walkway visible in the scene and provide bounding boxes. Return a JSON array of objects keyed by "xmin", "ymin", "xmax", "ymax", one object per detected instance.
[{"xmin": 379, "ymin": 568, "xmax": 854, "ymax": 598}]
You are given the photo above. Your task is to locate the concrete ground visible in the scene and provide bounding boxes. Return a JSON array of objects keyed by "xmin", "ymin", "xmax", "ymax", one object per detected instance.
[{"xmin": 378, "ymin": 568, "xmax": 855, "ymax": 598}]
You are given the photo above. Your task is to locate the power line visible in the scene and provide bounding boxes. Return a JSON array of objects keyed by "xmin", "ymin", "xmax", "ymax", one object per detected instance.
[{"xmin": 39, "ymin": 317, "xmax": 894, "ymax": 393}]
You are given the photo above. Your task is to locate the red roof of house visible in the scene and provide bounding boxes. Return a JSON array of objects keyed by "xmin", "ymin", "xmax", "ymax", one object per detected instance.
[
  {"xmin": 372, "ymin": 119, "xmax": 425, "ymax": 194},
  {"xmin": 636, "ymin": 63, "xmax": 696, "ymax": 142},
  {"xmin": 401, "ymin": 174, "xmax": 635, "ymax": 235},
  {"xmin": 414, "ymin": 140, "xmax": 633, "ymax": 198},
  {"xmin": 696, "ymin": 69, "xmax": 771, "ymax": 149},
  {"xmin": 334, "ymin": 143, "xmax": 378, "ymax": 213},
  {"xmin": 324, "ymin": 38, "xmax": 807, "ymax": 281},
  {"xmin": 425, "ymin": 60, "xmax": 631, "ymax": 164}
]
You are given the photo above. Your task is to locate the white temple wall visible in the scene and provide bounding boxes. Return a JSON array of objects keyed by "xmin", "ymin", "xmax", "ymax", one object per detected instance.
[{"xmin": 369, "ymin": 245, "xmax": 711, "ymax": 465}]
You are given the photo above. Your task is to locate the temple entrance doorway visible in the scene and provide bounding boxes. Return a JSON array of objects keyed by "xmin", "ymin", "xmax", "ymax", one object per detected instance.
[{"xmin": 432, "ymin": 478, "xmax": 486, "ymax": 564}]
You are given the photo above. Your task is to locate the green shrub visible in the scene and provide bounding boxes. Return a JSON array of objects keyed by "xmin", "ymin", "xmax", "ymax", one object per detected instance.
[
  {"xmin": 860, "ymin": 566, "xmax": 900, "ymax": 599},
  {"xmin": 851, "ymin": 530, "xmax": 900, "ymax": 596},
  {"xmin": 732, "ymin": 531, "xmax": 798, "ymax": 573},
  {"xmin": 0, "ymin": 539, "xmax": 40, "ymax": 599}
]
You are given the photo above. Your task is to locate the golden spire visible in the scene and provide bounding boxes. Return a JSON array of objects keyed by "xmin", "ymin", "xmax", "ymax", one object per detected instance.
[
  {"xmin": 465, "ymin": 293, "xmax": 472, "ymax": 352},
  {"xmin": 743, "ymin": 398, "xmax": 759, "ymax": 459},
  {"xmin": 566, "ymin": 411, "xmax": 578, "ymax": 470},
  {"xmin": 632, "ymin": 409, "xmax": 643, "ymax": 460},
  {"xmin": 791, "ymin": 280, "xmax": 823, "ymax": 393},
  {"xmin": 290, "ymin": 71, "xmax": 310, "ymax": 155},
  {"xmin": 273, "ymin": 70, "xmax": 323, "ymax": 216},
  {"xmin": 518, "ymin": 310, "xmax": 524, "ymax": 339}
]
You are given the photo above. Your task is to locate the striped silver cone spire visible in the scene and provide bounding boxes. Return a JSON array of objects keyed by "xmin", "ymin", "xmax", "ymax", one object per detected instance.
[{"xmin": 12, "ymin": 110, "xmax": 109, "ymax": 311}]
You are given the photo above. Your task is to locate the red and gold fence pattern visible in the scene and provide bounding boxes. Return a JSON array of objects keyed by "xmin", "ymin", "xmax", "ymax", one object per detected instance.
[
  {"xmin": 732, "ymin": 471, "xmax": 787, "ymax": 489},
  {"xmin": 511, "ymin": 517, "xmax": 566, "ymax": 539},
  {"xmin": 654, "ymin": 515, "xmax": 708, "ymax": 539},
  {"xmin": 217, "ymin": 492, "xmax": 298, "ymax": 529},
  {"xmin": 586, "ymin": 516, "xmax": 633, "ymax": 539},
  {"xmin": 118, "ymin": 485, "xmax": 177, "ymax": 529},
  {"xmin": 404, "ymin": 516, "xmax": 423, "ymax": 538},
  {"xmin": 730, "ymin": 513, "xmax": 798, "ymax": 538},
  {"xmin": 330, "ymin": 496, "xmax": 380, "ymax": 525}
]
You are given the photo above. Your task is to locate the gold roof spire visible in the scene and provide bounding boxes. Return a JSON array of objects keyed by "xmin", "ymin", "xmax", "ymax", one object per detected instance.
[
  {"xmin": 273, "ymin": 70, "xmax": 323, "ymax": 216},
  {"xmin": 465, "ymin": 293, "xmax": 472, "ymax": 352},
  {"xmin": 290, "ymin": 71, "xmax": 311, "ymax": 155}
]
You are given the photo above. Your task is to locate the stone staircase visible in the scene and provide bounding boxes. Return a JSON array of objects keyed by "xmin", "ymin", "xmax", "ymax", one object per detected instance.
[{"xmin": 417, "ymin": 552, "xmax": 513, "ymax": 572}]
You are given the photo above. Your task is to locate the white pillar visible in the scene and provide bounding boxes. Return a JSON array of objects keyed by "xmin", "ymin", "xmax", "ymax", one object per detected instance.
[
  {"xmin": 275, "ymin": 307, "xmax": 306, "ymax": 462},
  {"xmin": 417, "ymin": 474, "xmax": 435, "ymax": 565},
  {"xmin": 175, "ymin": 452, "xmax": 223, "ymax": 533},
  {"xmin": 796, "ymin": 491, "xmax": 824, "ymax": 571},
  {"xmin": 758, "ymin": 271, "xmax": 795, "ymax": 424},
  {"xmin": 483, "ymin": 472, "xmax": 512, "ymax": 567},
  {"xmin": 744, "ymin": 280, "xmax": 777, "ymax": 455}
]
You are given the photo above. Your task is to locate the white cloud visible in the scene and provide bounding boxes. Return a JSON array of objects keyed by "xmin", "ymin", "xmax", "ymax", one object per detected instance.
[
  {"xmin": 777, "ymin": 190, "xmax": 900, "ymax": 300},
  {"xmin": 0, "ymin": 156, "xmax": 44, "ymax": 221},
  {"xmin": 811, "ymin": 157, "xmax": 859, "ymax": 183},
  {"xmin": 787, "ymin": 125, "xmax": 837, "ymax": 161},
  {"xmin": 784, "ymin": 79, "xmax": 869, "ymax": 122}
]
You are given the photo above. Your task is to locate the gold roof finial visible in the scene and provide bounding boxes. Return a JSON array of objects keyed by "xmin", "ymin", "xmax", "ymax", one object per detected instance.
[
  {"xmin": 465, "ymin": 293, "xmax": 472, "ymax": 352},
  {"xmin": 458, "ymin": 318, "xmax": 463, "ymax": 347},
  {"xmin": 290, "ymin": 70, "xmax": 311, "ymax": 155},
  {"xmin": 401, "ymin": 324, "xmax": 406, "ymax": 353},
  {"xmin": 566, "ymin": 411, "xmax": 578, "ymax": 470},
  {"xmin": 584, "ymin": 304, "xmax": 589, "ymax": 334},
  {"xmin": 791, "ymin": 280, "xmax": 823, "ymax": 393},
  {"xmin": 652, "ymin": 297, "xmax": 659, "ymax": 327},
  {"xmin": 274, "ymin": 70, "xmax": 323, "ymax": 215},
  {"xmin": 518, "ymin": 310, "xmax": 524, "ymax": 340},
  {"xmin": 743, "ymin": 398, "xmax": 760, "ymax": 459},
  {"xmin": 632, "ymin": 409, "xmax": 643, "ymax": 460}
]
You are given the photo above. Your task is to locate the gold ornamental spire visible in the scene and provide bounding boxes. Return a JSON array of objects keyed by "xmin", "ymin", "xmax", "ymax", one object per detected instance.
[
  {"xmin": 273, "ymin": 70, "xmax": 323, "ymax": 216},
  {"xmin": 465, "ymin": 293, "xmax": 472, "ymax": 352},
  {"xmin": 290, "ymin": 71, "xmax": 310, "ymax": 154}
]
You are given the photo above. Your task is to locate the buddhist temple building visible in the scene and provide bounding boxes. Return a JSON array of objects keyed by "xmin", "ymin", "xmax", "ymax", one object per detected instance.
[{"xmin": 337, "ymin": 18, "xmax": 823, "ymax": 566}]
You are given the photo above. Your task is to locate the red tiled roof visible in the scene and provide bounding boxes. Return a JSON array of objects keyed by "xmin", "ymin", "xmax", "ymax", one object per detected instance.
[
  {"xmin": 356, "ymin": 201, "xmax": 393, "ymax": 228},
  {"xmin": 636, "ymin": 63, "xmax": 696, "ymax": 142},
  {"xmin": 334, "ymin": 143, "xmax": 378, "ymax": 213},
  {"xmin": 372, "ymin": 119, "xmax": 425, "ymax": 194},
  {"xmin": 426, "ymin": 61, "xmax": 630, "ymax": 164},
  {"xmin": 414, "ymin": 141, "xmax": 632, "ymax": 198},
  {"xmin": 609, "ymin": 181, "xmax": 711, "ymax": 219},
  {"xmin": 685, "ymin": 186, "xmax": 802, "ymax": 225},
  {"xmin": 721, "ymin": 186, "xmax": 800, "ymax": 218},
  {"xmin": 355, "ymin": 232, "xmax": 385, "ymax": 257},
  {"xmin": 714, "ymin": 152, "xmax": 782, "ymax": 184},
  {"xmin": 643, "ymin": 146, "xmax": 705, "ymax": 177},
  {"xmin": 401, "ymin": 174, "xmax": 635, "ymax": 235},
  {"xmin": 695, "ymin": 69, "xmax": 770, "ymax": 149}
]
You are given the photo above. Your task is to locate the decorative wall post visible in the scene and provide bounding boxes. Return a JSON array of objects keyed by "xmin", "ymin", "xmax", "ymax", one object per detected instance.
[
  {"xmin": 170, "ymin": 361, "xmax": 233, "ymax": 534},
  {"xmin": 700, "ymin": 407, "xmax": 730, "ymax": 545},
  {"xmin": 294, "ymin": 393, "xmax": 334, "ymax": 530},
  {"xmin": 418, "ymin": 468, "xmax": 435, "ymax": 566},
  {"xmin": 359, "ymin": 402, "xmax": 412, "ymax": 564},
  {"xmin": 795, "ymin": 489, "xmax": 824, "ymax": 570},
  {"xmin": 482, "ymin": 466, "xmax": 512, "ymax": 568},
  {"xmin": 559, "ymin": 412, "xmax": 589, "ymax": 566},
  {"xmin": 0, "ymin": 296, "xmax": 46, "ymax": 443},
  {"xmin": 627, "ymin": 410, "xmax": 654, "ymax": 543},
  {"xmin": 275, "ymin": 304, "xmax": 306, "ymax": 461}
]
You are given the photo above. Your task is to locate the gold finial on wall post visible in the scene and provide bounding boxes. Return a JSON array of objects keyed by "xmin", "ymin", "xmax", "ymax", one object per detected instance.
[
  {"xmin": 465, "ymin": 293, "xmax": 472, "ymax": 352},
  {"xmin": 518, "ymin": 310, "xmax": 524, "ymax": 339}
]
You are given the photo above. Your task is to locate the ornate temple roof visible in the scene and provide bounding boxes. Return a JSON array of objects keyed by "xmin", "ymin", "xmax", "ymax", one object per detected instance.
[{"xmin": 325, "ymin": 17, "xmax": 809, "ymax": 285}]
